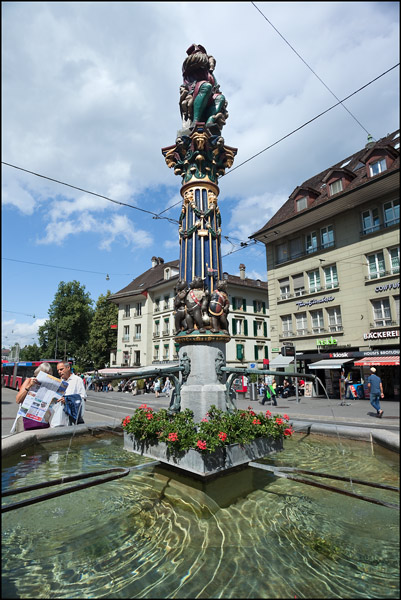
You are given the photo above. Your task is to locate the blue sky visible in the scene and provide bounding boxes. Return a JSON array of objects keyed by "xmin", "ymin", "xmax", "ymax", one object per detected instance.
[{"xmin": 2, "ymin": 1, "xmax": 400, "ymax": 348}]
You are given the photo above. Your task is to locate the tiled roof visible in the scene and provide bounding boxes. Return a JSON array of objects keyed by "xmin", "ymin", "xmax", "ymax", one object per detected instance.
[
  {"xmin": 110, "ymin": 261, "xmax": 268, "ymax": 298},
  {"xmin": 251, "ymin": 130, "xmax": 400, "ymax": 236},
  {"xmin": 110, "ymin": 260, "xmax": 180, "ymax": 297}
]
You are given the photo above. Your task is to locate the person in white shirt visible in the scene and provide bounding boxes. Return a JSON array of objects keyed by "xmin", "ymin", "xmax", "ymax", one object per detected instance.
[{"xmin": 53, "ymin": 361, "xmax": 87, "ymax": 424}]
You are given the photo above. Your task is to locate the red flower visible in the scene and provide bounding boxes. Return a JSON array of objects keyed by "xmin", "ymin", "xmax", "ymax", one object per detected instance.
[
  {"xmin": 168, "ymin": 432, "xmax": 178, "ymax": 442},
  {"xmin": 218, "ymin": 431, "xmax": 227, "ymax": 441},
  {"xmin": 284, "ymin": 428, "xmax": 293, "ymax": 436},
  {"xmin": 249, "ymin": 410, "xmax": 256, "ymax": 416},
  {"xmin": 201, "ymin": 418, "xmax": 208, "ymax": 422},
  {"xmin": 265, "ymin": 410, "xmax": 272, "ymax": 418},
  {"xmin": 197, "ymin": 440, "xmax": 207, "ymax": 450},
  {"xmin": 275, "ymin": 418, "xmax": 284, "ymax": 425},
  {"xmin": 146, "ymin": 413, "xmax": 153, "ymax": 420},
  {"xmin": 283, "ymin": 414, "xmax": 290, "ymax": 420},
  {"xmin": 122, "ymin": 416, "xmax": 130, "ymax": 427},
  {"xmin": 252, "ymin": 418, "xmax": 261, "ymax": 425},
  {"xmin": 240, "ymin": 412, "xmax": 247, "ymax": 418},
  {"xmin": 139, "ymin": 404, "xmax": 148, "ymax": 409}
]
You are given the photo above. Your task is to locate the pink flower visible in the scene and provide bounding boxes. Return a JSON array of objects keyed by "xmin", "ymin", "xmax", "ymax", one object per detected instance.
[
  {"xmin": 139, "ymin": 404, "xmax": 148, "ymax": 409},
  {"xmin": 168, "ymin": 432, "xmax": 178, "ymax": 442},
  {"xmin": 218, "ymin": 431, "xmax": 227, "ymax": 441},
  {"xmin": 201, "ymin": 418, "xmax": 208, "ymax": 422},
  {"xmin": 265, "ymin": 410, "xmax": 272, "ymax": 418},
  {"xmin": 197, "ymin": 440, "xmax": 207, "ymax": 450}
]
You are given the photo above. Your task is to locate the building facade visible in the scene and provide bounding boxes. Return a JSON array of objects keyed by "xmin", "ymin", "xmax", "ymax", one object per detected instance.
[
  {"xmin": 108, "ymin": 258, "xmax": 270, "ymax": 370},
  {"xmin": 251, "ymin": 130, "xmax": 400, "ymax": 399}
]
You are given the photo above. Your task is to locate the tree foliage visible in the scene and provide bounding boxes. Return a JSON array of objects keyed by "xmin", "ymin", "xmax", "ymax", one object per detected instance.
[
  {"xmin": 38, "ymin": 281, "xmax": 94, "ymax": 361},
  {"xmin": 88, "ymin": 290, "xmax": 118, "ymax": 369},
  {"xmin": 19, "ymin": 344, "xmax": 42, "ymax": 361}
]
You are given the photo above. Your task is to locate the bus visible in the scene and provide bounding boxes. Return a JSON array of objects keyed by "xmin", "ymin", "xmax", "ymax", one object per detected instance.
[{"xmin": 1, "ymin": 360, "xmax": 61, "ymax": 390}]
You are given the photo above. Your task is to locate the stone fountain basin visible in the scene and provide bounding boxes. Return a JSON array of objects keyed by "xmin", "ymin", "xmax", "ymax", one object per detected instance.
[{"xmin": 123, "ymin": 432, "xmax": 283, "ymax": 477}]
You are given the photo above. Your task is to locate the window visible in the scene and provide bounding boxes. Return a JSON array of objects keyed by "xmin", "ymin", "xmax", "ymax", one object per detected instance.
[
  {"xmin": 281, "ymin": 315, "xmax": 293, "ymax": 337},
  {"xmin": 135, "ymin": 302, "xmax": 142, "ymax": 316},
  {"xmin": 123, "ymin": 351, "xmax": 130, "ymax": 366},
  {"xmin": 306, "ymin": 231, "xmax": 317, "ymax": 254},
  {"xmin": 164, "ymin": 296, "xmax": 170, "ymax": 310},
  {"xmin": 233, "ymin": 318, "xmax": 248, "ymax": 336},
  {"xmin": 276, "ymin": 242, "xmax": 288, "ymax": 264},
  {"xmin": 134, "ymin": 351, "xmax": 140, "ymax": 366},
  {"xmin": 389, "ymin": 247, "xmax": 400, "ymax": 274},
  {"xmin": 292, "ymin": 273, "xmax": 305, "ymax": 297},
  {"xmin": 253, "ymin": 300, "xmax": 266, "ymax": 313},
  {"xmin": 279, "ymin": 278, "xmax": 290, "ymax": 299},
  {"xmin": 236, "ymin": 344, "xmax": 244, "ymax": 361},
  {"xmin": 369, "ymin": 158, "xmax": 387, "ymax": 176},
  {"xmin": 164, "ymin": 268, "xmax": 170, "ymax": 280},
  {"xmin": 324, "ymin": 265, "xmax": 338, "ymax": 289},
  {"xmin": 367, "ymin": 252, "xmax": 385, "ymax": 279},
  {"xmin": 311, "ymin": 309, "xmax": 324, "ymax": 334},
  {"xmin": 135, "ymin": 324, "xmax": 141, "ymax": 340},
  {"xmin": 289, "ymin": 237, "xmax": 302, "ymax": 259},
  {"xmin": 329, "ymin": 179, "xmax": 343, "ymax": 195},
  {"xmin": 308, "ymin": 270, "xmax": 321, "ymax": 293},
  {"xmin": 327, "ymin": 306, "xmax": 342, "ymax": 332},
  {"xmin": 253, "ymin": 320, "xmax": 266, "ymax": 337},
  {"xmin": 154, "ymin": 298, "xmax": 160, "ymax": 312},
  {"xmin": 123, "ymin": 325, "xmax": 130, "ymax": 342},
  {"xmin": 383, "ymin": 199, "xmax": 400, "ymax": 227},
  {"xmin": 124, "ymin": 304, "xmax": 131, "ymax": 318},
  {"xmin": 163, "ymin": 344, "xmax": 169, "ymax": 360},
  {"xmin": 163, "ymin": 318, "xmax": 169, "ymax": 335},
  {"xmin": 394, "ymin": 296, "xmax": 400, "ymax": 324},
  {"xmin": 320, "ymin": 225, "xmax": 334, "ymax": 249},
  {"xmin": 254, "ymin": 345, "xmax": 264, "ymax": 360},
  {"xmin": 372, "ymin": 298, "xmax": 391, "ymax": 327},
  {"xmin": 296, "ymin": 196, "xmax": 307, "ymax": 211},
  {"xmin": 233, "ymin": 297, "xmax": 246, "ymax": 311},
  {"xmin": 296, "ymin": 312, "xmax": 307, "ymax": 336},
  {"xmin": 361, "ymin": 208, "xmax": 380, "ymax": 234},
  {"xmin": 154, "ymin": 320, "xmax": 160, "ymax": 336},
  {"xmin": 153, "ymin": 345, "xmax": 159, "ymax": 360}
]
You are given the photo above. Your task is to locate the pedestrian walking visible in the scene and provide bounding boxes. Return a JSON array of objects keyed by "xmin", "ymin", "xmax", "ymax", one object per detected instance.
[{"xmin": 367, "ymin": 367, "xmax": 384, "ymax": 418}]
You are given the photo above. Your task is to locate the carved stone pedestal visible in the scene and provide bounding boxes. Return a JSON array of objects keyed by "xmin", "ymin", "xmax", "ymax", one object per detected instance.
[{"xmin": 179, "ymin": 341, "xmax": 227, "ymax": 423}]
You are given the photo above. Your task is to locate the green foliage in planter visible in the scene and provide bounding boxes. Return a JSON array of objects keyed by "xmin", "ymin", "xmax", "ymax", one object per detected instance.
[{"xmin": 122, "ymin": 404, "xmax": 293, "ymax": 455}]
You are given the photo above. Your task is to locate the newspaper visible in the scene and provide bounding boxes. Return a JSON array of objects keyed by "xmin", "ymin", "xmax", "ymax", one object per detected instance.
[{"xmin": 17, "ymin": 371, "xmax": 68, "ymax": 423}]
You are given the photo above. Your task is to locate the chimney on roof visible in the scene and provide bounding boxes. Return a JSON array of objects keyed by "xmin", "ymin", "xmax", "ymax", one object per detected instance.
[
  {"xmin": 151, "ymin": 256, "xmax": 158, "ymax": 268},
  {"xmin": 365, "ymin": 134, "xmax": 375, "ymax": 149},
  {"xmin": 158, "ymin": 257, "xmax": 164, "ymax": 264},
  {"xmin": 239, "ymin": 263, "xmax": 246, "ymax": 280}
]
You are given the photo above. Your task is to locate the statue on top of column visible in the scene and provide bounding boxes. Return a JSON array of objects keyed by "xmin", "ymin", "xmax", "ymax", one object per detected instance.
[{"xmin": 179, "ymin": 44, "xmax": 228, "ymax": 135}]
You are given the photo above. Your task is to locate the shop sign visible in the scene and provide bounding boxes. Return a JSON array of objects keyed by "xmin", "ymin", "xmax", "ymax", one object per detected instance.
[
  {"xmin": 296, "ymin": 296, "xmax": 334, "ymax": 309},
  {"xmin": 124, "ymin": 343, "xmax": 139, "ymax": 347},
  {"xmin": 316, "ymin": 336, "xmax": 337, "ymax": 347},
  {"xmin": 375, "ymin": 282, "xmax": 400, "ymax": 293},
  {"xmin": 363, "ymin": 330, "xmax": 399, "ymax": 340}
]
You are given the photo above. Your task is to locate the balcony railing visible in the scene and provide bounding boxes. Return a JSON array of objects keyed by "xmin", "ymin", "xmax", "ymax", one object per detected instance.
[
  {"xmin": 162, "ymin": 330, "xmax": 170, "ymax": 337},
  {"xmin": 278, "ymin": 284, "xmax": 339, "ymax": 301},
  {"xmin": 122, "ymin": 335, "xmax": 130, "ymax": 342},
  {"xmin": 360, "ymin": 218, "xmax": 400, "ymax": 237},
  {"xmin": 329, "ymin": 325, "xmax": 343, "ymax": 332},
  {"xmin": 153, "ymin": 332, "xmax": 160, "ymax": 338},
  {"xmin": 370, "ymin": 320, "xmax": 397, "ymax": 328},
  {"xmin": 365, "ymin": 269, "xmax": 399, "ymax": 281},
  {"xmin": 276, "ymin": 241, "xmax": 335, "ymax": 266}
]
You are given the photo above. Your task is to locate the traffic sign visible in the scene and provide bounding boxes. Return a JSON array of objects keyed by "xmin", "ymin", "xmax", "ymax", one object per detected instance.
[{"xmin": 248, "ymin": 363, "xmax": 257, "ymax": 369}]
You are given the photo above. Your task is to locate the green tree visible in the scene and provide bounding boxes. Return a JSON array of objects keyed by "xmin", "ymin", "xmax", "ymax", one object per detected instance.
[
  {"xmin": 19, "ymin": 344, "xmax": 42, "ymax": 361},
  {"xmin": 38, "ymin": 281, "xmax": 94, "ymax": 361},
  {"xmin": 88, "ymin": 290, "xmax": 118, "ymax": 369}
]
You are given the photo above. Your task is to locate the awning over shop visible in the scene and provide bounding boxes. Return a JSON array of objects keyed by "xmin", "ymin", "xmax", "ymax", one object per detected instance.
[
  {"xmin": 269, "ymin": 355, "xmax": 294, "ymax": 368},
  {"xmin": 353, "ymin": 356, "xmax": 400, "ymax": 367},
  {"xmin": 308, "ymin": 358, "xmax": 354, "ymax": 370}
]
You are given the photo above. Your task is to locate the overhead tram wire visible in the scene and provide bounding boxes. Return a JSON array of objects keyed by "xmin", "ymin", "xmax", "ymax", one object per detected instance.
[
  {"xmin": 251, "ymin": 1, "xmax": 374, "ymax": 139},
  {"xmin": 222, "ymin": 64, "xmax": 399, "ymax": 178},
  {"xmin": 0, "ymin": 163, "xmax": 179, "ymax": 226},
  {"xmin": 2, "ymin": 257, "xmax": 134, "ymax": 278}
]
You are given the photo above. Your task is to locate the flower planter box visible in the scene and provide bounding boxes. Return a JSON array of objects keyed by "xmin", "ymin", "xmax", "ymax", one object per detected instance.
[{"xmin": 123, "ymin": 432, "xmax": 283, "ymax": 478}]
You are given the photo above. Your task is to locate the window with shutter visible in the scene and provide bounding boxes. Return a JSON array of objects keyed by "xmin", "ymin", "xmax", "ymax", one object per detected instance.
[
  {"xmin": 236, "ymin": 344, "xmax": 244, "ymax": 360},
  {"xmin": 232, "ymin": 319, "xmax": 237, "ymax": 335},
  {"xmin": 243, "ymin": 299, "xmax": 247, "ymax": 311},
  {"xmin": 263, "ymin": 322, "xmax": 268, "ymax": 337},
  {"xmin": 264, "ymin": 346, "xmax": 269, "ymax": 359},
  {"xmin": 253, "ymin": 300, "xmax": 257, "ymax": 313},
  {"xmin": 262, "ymin": 301, "xmax": 266, "ymax": 314},
  {"xmin": 253, "ymin": 321, "xmax": 257, "ymax": 336},
  {"xmin": 244, "ymin": 320, "xmax": 248, "ymax": 336},
  {"xmin": 254, "ymin": 346, "xmax": 259, "ymax": 360}
]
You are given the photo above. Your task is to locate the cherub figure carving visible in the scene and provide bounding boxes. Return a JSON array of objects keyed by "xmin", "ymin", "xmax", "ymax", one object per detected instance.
[
  {"xmin": 185, "ymin": 277, "xmax": 209, "ymax": 333},
  {"xmin": 173, "ymin": 280, "xmax": 188, "ymax": 333}
]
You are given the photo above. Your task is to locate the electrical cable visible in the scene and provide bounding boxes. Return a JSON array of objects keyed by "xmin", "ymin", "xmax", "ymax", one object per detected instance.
[
  {"xmin": 251, "ymin": 1, "xmax": 374, "ymax": 138},
  {"xmin": 222, "ymin": 63, "xmax": 399, "ymax": 177},
  {"xmin": 2, "ymin": 257, "xmax": 134, "ymax": 277},
  {"xmin": 1, "ymin": 162, "xmax": 179, "ymax": 225}
]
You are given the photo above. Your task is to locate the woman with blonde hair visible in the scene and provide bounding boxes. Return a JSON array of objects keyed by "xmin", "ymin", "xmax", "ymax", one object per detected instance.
[{"xmin": 13, "ymin": 362, "xmax": 54, "ymax": 433}]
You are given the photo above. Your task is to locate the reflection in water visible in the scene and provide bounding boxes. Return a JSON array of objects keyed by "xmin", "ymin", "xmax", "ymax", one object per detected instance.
[{"xmin": 2, "ymin": 433, "xmax": 399, "ymax": 599}]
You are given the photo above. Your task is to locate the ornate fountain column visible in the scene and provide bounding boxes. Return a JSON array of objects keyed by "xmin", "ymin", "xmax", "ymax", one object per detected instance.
[{"xmin": 162, "ymin": 45, "xmax": 237, "ymax": 421}]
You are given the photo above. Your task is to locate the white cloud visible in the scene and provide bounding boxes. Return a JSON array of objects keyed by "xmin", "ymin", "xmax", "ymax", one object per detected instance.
[{"xmin": 2, "ymin": 318, "xmax": 46, "ymax": 349}]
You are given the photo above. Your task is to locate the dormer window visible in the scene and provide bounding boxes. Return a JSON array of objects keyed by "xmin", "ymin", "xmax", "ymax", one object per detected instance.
[
  {"xmin": 296, "ymin": 196, "xmax": 307, "ymax": 212},
  {"xmin": 369, "ymin": 158, "xmax": 387, "ymax": 177},
  {"xmin": 164, "ymin": 268, "xmax": 170, "ymax": 280},
  {"xmin": 329, "ymin": 179, "xmax": 343, "ymax": 195}
]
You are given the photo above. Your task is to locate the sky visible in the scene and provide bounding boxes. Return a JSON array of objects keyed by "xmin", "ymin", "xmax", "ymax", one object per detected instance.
[{"xmin": 2, "ymin": 1, "xmax": 400, "ymax": 349}]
